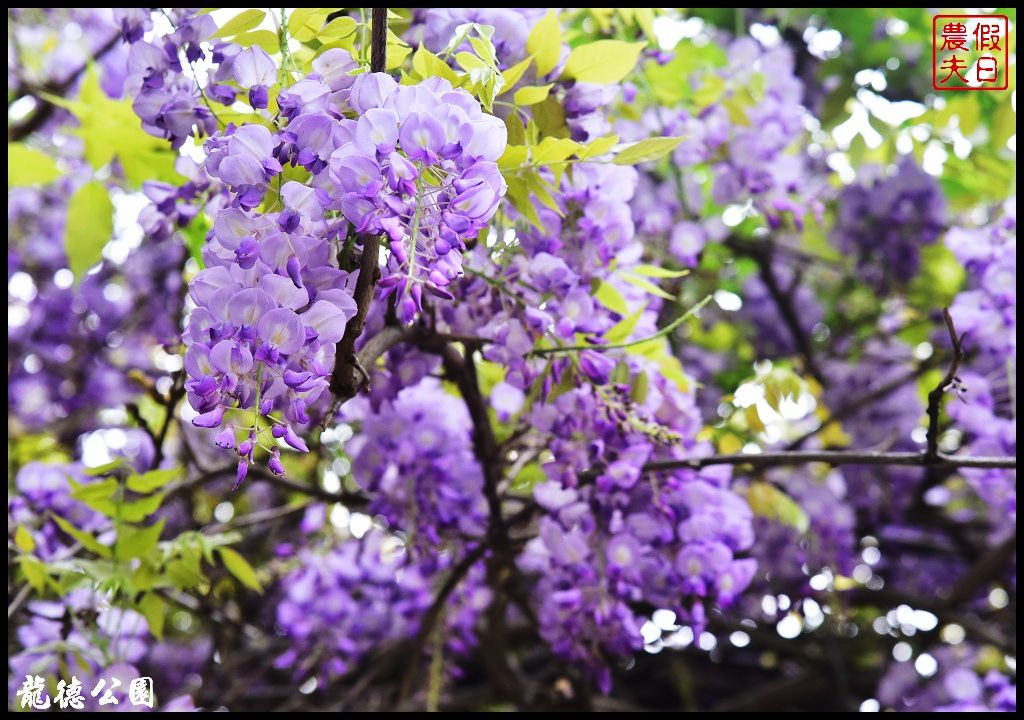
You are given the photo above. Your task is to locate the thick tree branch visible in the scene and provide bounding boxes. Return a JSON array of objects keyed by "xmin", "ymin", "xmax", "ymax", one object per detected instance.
[{"xmin": 328, "ymin": 7, "xmax": 389, "ymax": 406}]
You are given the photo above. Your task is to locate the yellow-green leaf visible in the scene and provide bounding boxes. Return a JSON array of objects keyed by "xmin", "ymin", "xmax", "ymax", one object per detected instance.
[
  {"xmin": 563, "ymin": 40, "xmax": 645, "ymax": 84},
  {"xmin": 526, "ymin": 10, "xmax": 562, "ymax": 77},
  {"xmin": 619, "ymin": 272, "xmax": 677, "ymax": 301},
  {"xmin": 15, "ymin": 525, "xmax": 36, "ymax": 553},
  {"xmin": 595, "ymin": 281, "xmax": 629, "ymax": 316},
  {"xmin": 499, "ymin": 55, "xmax": 534, "ymax": 94},
  {"xmin": 115, "ymin": 519, "xmax": 166, "ymax": 561},
  {"xmin": 213, "ymin": 9, "xmax": 266, "ymax": 39},
  {"xmin": 50, "ymin": 514, "xmax": 112, "ymax": 558},
  {"xmin": 746, "ymin": 481, "xmax": 810, "ymax": 533},
  {"xmin": 127, "ymin": 467, "xmax": 182, "ymax": 494},
  {"xmin": 318, "ymin": 16, "xmax": 358, "ymax": 43},
  {"xmin": 19, "ymin": 555, "xmax": 47, "ymax": 592},
  {"xmin": 514, "ymin": 84, "xmax": 553, "ymax": 106},
  {"xmin": 630, "ymin": 263, "xmax": 689, "ymax": 279},
  {"xmin": 613, "ymin": 136, "xmax": 683, "ymax": 165},
  {"xmin": 579, "ymin": 134, "xmax": 619, "ymax": 159},
  {"xmin": 231, "ymin": 29, "xmax": 280, "ymax": 53},
  {"xmin": 412, "ymin": 43, "xmax": 459, "ymax": 84},
  {"xmin": 287, "ymin": 8, "xmax": 328, "ymax": 42},
  {"xmin": 8, "ymin": 144, "xmax": 61, "ymax": 186},
  {"xmin": 64, "ymin": 181, "xmax": 113, "ymax": 282},
  {"xmin": 217, "ymin": 547, "xmax": 262, "ymax": 592},
  {"xmin": 137, "ymin": 593, "xmax": 166, "ymax": 640}
]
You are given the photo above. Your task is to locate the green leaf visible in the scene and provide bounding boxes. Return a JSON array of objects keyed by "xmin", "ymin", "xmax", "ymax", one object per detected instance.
[
  {"xmin": 137, "ymin": 593, "xmax": 166, "ymax": 640},
  {"xmin": 231, "ymin": 29, "xmax": 281, "ymax": 53},
  {"xmin": 578, "ymin": 134, "xmax": 619, "ymax": 159},
  {"xmin": 127, "ymin": 467, "xmax": 182, "ymax": 494},
  {"xmin": 317, "ymin": 16, "xmax": 358, "ymax": 43},
  {"xmin": 526, "ymin": 10, "xmax": 562, "ymax": 77},
  {"xmin": 604, "ymin": 309, "xmax": 644, "ymax": 344},
  {"xmin": 69, "ymin": 477, "xmax": 119, "ymax": 510},
  {"xmin": 213, "ymin": 9, "xmax": 266, "ymax": 39},
  {"xmin": 43, "ymin": 66, "xmax": 181, "ymax": 186},
  {"xmin": 50, "ymin": 514, "xmax": 112, "ymax": 558},
  {"xmin": 693, "ymin": 74, "xmax": 726, "ymax": 108},
  {"xmin": 746, "ymin": 482, "xmax": 810, "ymax": 533},
  {"xmin": 84, "ymin": 458, "xmax": 124, "ymax": 476},
  {"xmin": 19, "ymin": 555, "xmax": 47, "ymax": 592},
  {"xmin": 531, "ymin": 136, "xmax": 581, "ymax": 165},
  {"xmin": 510, "ymin": 462, "xmax": 546, "ymax": 492},
  {"xmin": 15, "ymin": 525, "xmax": 36, "ymax": 553},
  {"xmin": 287, "ymin": 8, "xmax": 331, "ymax": 42},
  {"xmin": 563, "ymin": 40, "xmax": 646, "ymax": 84},
  {"xmin": 499, "ymin": 55, "xmax": 534, "ymax": 94},
  {"xmin": 412, "ymin": 44, "xmax": 459, "ymax": 84},
  {"xmin": 115, "ymin": 519, "xmax": 166, "ymax": 561},
  {"xmin": 64, "ymin": 181, "xmax": 113, "ymax": 282},
  {"xmin": 8, "ymin": 144, "xmax": 61, "ymax": 186},
  {"xmin": 119, "ymin": 492, "xmax": 169, "ymax": 523},
  {"xmin": 595, "ymin": 281, "xmax": 629, "ymax": 316},
  {"xmin": 618, "ymin": 272, "xmax": 677, "ymax": 301},
  {"xmin": 630, "ymin": 263, "xmax": 690, "ymax": 279},
  {"xmin": 217, "ymin": 547, "xmax": 262, "ymax": 592},
  {"xmin": 513, "ymin": 84, "xmax": 553, "ymax": 106},
  {"xmin": 166, "ymin": 557, "xmax": 205, "ymax": 590},
  {"xmin": 613, "ymin": 136, "xmax": 684, "ymax": 165}
]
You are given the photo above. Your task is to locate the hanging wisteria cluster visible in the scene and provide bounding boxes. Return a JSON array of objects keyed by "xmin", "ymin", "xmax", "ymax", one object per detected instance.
[{"xmin": 7, "ymin": 6, "xmax": 1016, "ymax": 713}]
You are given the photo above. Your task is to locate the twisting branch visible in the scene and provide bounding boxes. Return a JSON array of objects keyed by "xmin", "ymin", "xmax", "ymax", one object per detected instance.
[
  {"xmin": 728, "ymin": 236, "xmax": 825, "ymax": 384},
  {"xmin": 329, "ymin": 7, "xmax": 389, "ymax": 406},
  {"xmin": 396, "ymin": 543, "xmax": 488, "ymax": 702},
  {"xmin": 925, "ymin": 308, "xmax": 964, "ymax": 460}
]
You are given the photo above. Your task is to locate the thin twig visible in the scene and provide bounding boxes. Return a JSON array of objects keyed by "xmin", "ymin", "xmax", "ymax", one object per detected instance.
[
  {"xmin": 578, "ymin": 449, "xmax": 1016, "ymax": 481},
  {"xmin": 925, "ymin": 308, "xmax": 964, "ymax": 460}
]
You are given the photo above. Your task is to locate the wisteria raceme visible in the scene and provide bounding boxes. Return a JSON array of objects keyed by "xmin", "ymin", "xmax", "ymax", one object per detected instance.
[
  {"xmin": 519, "ymin": 361, "xmax": 756, "ymax": 691},
  {"xmin": 8, "ymin": 177, "xmax": 186, "ymax": 435},
  {"xmin": 622, "ymin": 35, "xmax": 826, "ymax": 236},
  {"xmin": 410, "ymin": 8, "xmax": 550, "ymax": 70},
  {"xmin": 739, "ymin": 257, "xmax": 824, "ymax": 359},
  {"xmin": 739, "ymin": 468, "xmax": 855, "ymax": 603},
  {"xmin": 8, "ymin": 593, "xmax": 151, "ymax": 711},
  {"xmin": 877, "ymin": 645, "xmax": 1016, "ymax": 712},
  {"xmin": 346, "ymin": 378, "xmax": 488, "ymax": 550},
  {"xmin": 183, "ymin": 202, "xmax": 357, "ymax": 482},
  {"xmin": 7, "ymin": 6, "xmax": 1019, "ymax": 713},
  {"xmin": 330, "ymin": 72, "xmax": 508, "ymax": 319},
  {"xmin": 119, "ymin": 8, "xmax": 218, "ymax": 148},
  {"xmin": 183, "ymin": 65, "xmax": 509, "ymax": 476},
  {"xmin": 274, "ymin": 530, "xmax": 434, "ymax": 680},
  {"xmin": 833, "ymin": 156, "xmax": 946, "ymax": 292},
  {"xmin": 821, "ymin": 339, "xmax": 925, "ymax": 517},
  {"xmin": 944, "ymin": 202, "xmax": 1017, "ymax": 533},
  {"xmin": 945, "ymin": 200, "xmax": 1016, "ymax": 363}
]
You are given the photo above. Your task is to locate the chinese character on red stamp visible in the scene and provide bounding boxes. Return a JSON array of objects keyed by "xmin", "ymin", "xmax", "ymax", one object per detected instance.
[{"xmin": 932, "ymin": 14, "xmax": 1009, "ymax": 91}]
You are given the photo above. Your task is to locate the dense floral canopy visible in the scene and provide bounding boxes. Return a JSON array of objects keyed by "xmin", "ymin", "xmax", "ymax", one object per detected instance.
[{"xmin": 7, "ymin": 7, "xmax": 1016, "ymax": 713}]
